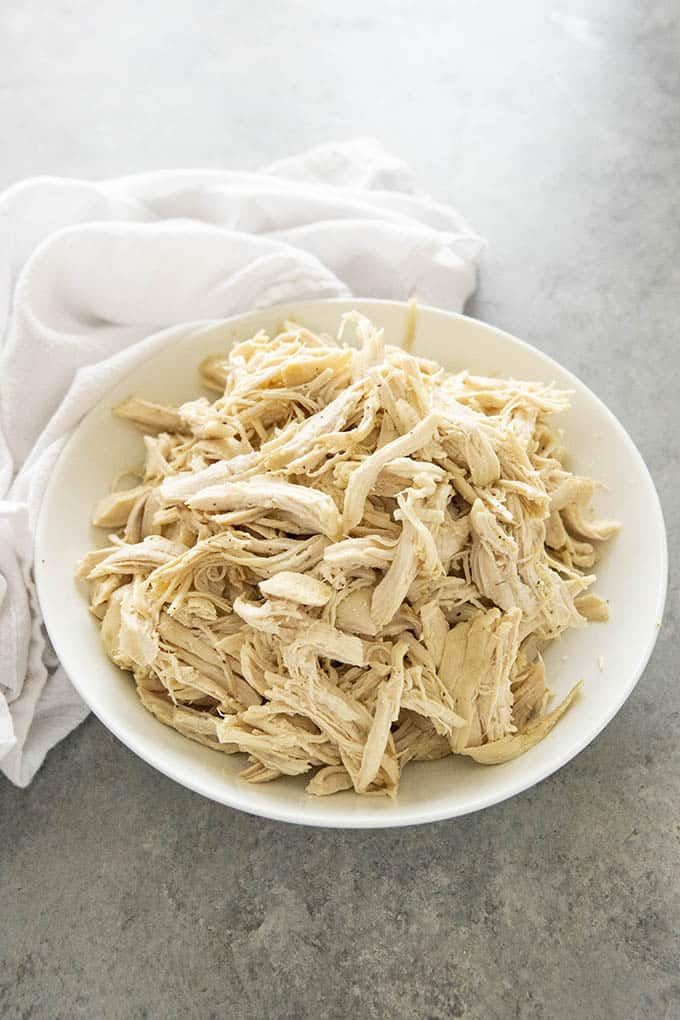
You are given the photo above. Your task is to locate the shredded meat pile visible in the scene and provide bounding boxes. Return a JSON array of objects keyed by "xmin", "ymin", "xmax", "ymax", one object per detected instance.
[{"xmin": 78, "ymin": 313, "xmax": 619, "ymax": 796}]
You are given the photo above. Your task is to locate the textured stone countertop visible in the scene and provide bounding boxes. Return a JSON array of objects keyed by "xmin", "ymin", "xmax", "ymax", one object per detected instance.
[{"xmin": 1, "ymin": 3, "xmax": 678, "ymax": 1018}]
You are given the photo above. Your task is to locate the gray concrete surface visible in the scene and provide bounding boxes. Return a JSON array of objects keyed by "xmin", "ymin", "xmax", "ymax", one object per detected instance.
[{"xmin": 1, "ymin": 2, "xmax": 679, "ymax": 1018}]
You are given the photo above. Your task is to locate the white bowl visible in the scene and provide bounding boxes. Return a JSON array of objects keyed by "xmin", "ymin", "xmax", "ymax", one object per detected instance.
[{"xmin": 35, "ymin": 300, "xmax": 668, "ymax": 827}]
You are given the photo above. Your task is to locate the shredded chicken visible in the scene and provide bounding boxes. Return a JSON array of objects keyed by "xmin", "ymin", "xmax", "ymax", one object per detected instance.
[{"xmin": 79, "ymin": 313, "xmax": 619, "ymax": 797}]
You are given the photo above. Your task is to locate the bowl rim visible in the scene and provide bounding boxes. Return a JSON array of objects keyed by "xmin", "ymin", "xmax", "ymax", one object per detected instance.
[{"xmin": 35, "ymin": 298, "xmax": 669, "ymax": 828}]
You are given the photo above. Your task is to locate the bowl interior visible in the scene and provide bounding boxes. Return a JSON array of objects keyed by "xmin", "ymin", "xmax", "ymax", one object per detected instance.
[{"xmin": 35, "ymin": 300, "xmax": 667, "ymax": 827}]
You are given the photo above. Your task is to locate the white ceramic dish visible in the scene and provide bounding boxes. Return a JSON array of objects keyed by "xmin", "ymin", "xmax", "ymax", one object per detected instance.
[{"xmin": 35, "ymin": 300, "xmax": 667, "ymax": 828}]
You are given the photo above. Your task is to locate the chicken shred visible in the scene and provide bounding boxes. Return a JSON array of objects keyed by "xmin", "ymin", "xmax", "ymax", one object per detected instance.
[{"xmin": 79, "ymin": 313, "xmax": 619, "ymax": 796}]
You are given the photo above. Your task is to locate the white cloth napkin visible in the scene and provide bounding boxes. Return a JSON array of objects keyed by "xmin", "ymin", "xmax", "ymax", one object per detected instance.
[{"xmin": 0, "ymin": 138, "xmax": 483, "ymax": 786}]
